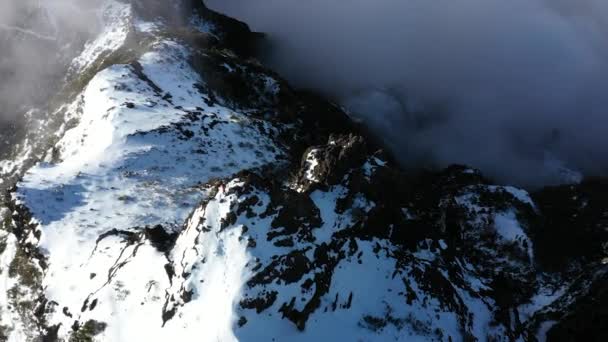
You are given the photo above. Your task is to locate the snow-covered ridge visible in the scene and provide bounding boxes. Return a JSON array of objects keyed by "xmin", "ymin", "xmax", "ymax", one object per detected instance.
[
  {"xmin": 69, "ymin": 1, "xmax": 133, "ymax": 75},
  {"xmin": 1, "ymin": 2, "xmax": 291, "ymax": 339},
  {"xmin": 15, "ymin": 38, "xmax": 285, "ymax": 339}
]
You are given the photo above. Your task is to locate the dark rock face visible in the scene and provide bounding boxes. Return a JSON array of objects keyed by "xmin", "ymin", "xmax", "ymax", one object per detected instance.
[
  {"xmin": 532, "ymin": 179, "xmax": 608, "ymax": 272},
  {"xmin": 144, "ymin": 225, "xmax": 178, "ymax": 254},
  {"xmin": 298, "ymin": 134, "xmax": 368, "ymax": 188},
  {"xmin": 545, "ymin": 270, "xmax": 608, "ymax": 342},
  {"xmin": 189, "ymin": 0, "xmax": 265, "ymax": 58}
]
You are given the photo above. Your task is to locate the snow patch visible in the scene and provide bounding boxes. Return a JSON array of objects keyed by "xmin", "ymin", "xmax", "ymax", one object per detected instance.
[
  {"xmin": 494, "ymin": 211, "xmax": 534, "ymax": 260},
  {"xmin": 70, "ymin": 1, "xmax": 132, "ymax": 74},
  {"xmin": 304, "ymin": 149, "xmax": 320, "ymax": 183},
  {"xmin": 0, "ymin": 234, "xmax": 28, "ymax": 342}
]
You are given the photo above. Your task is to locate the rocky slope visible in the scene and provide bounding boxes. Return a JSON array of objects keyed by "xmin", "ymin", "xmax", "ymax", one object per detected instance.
[{"xmin": 0, "ymin": 1, "xmax": 606, "ymax": 341}]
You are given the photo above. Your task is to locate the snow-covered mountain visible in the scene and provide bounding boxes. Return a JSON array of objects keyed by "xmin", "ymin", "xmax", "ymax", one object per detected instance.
[{"xmin": 0, "ymin": 1, "xmax": 606, "ymax": 341}]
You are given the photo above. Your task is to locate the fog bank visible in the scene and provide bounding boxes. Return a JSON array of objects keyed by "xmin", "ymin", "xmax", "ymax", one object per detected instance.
[{"xmin": 207, "ymin": 0, "xmax": 608, "ymax": 186}]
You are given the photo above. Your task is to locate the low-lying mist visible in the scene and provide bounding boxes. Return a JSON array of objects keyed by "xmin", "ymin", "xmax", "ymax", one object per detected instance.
[
  {"xmin": 0, "ymin": 0, "xmax": 100, "ymax": 121},
  {"xmin": 206, "ymin": 0, "xmax": 608, "ymax": 187},
  {"xmin": 0, "ymin": 0, "xmax": 102, "ymax": 157}
]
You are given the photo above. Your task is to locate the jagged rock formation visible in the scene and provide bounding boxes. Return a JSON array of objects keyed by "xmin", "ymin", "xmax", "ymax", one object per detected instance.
[{"xmin": 0, "ymin": 1, "xmax": 606, "ymax": 341}]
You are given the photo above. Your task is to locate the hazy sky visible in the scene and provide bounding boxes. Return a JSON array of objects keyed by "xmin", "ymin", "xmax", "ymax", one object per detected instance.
[
  {"xmin": 207, "ymin": 0, "xmax": 608, "ymax": 186},
  {"xmin": 0, "ymin": 0, "xmax": 100, "ymax": 123}
]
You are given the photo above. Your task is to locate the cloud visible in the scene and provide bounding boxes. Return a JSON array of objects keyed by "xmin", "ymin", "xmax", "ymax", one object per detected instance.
[
  {"xmin": 206, "ymin": 0, "xmax": 608, "ymax": 186},
  {"xmin": 0, "ymin": 0, "xmax": 101, "ymax": 124}
]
